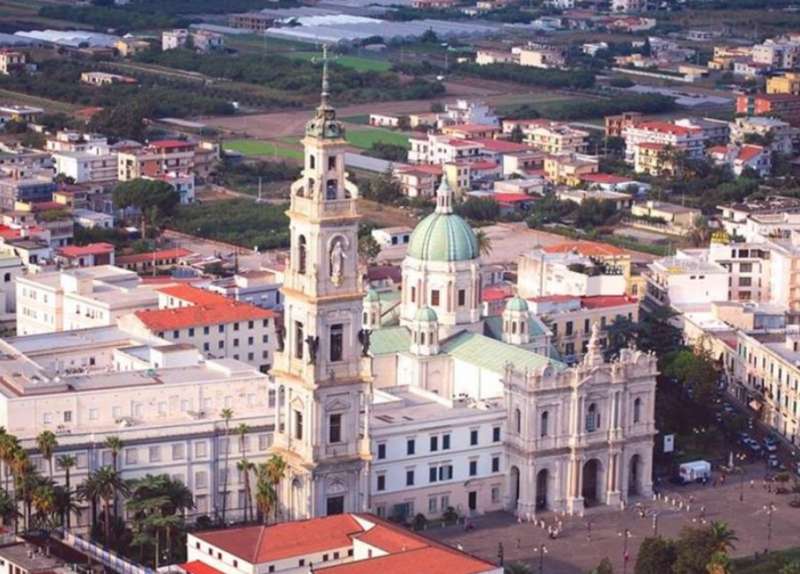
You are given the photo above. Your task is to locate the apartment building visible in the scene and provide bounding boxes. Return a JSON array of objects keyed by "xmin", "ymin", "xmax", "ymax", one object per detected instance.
[
  {"xmin": 0, "ymin": 167, "xmax": 55, "ymax": 210},
  {"xmin": 523, "ymin": 121, "xmax": 589, "ymax": 154},
  {"xmin": 229, "ymin": 12, "xmax": 275, "ymax": 31},
  {"xmin": 53, "ymin": 146, "xmax": 118, "ymax": 186},
  {"xmin": 0, "ymin": 50, "xmax": 26, "ymax": 75},
  {"xmin": 184, "ymin": 514, "xmax": 501, "ymax": 574},
  {"xmin": 517, "ymin": 44, "xmax": 566, "ymax": 69},
  {"xmin": 475, "ymin": 48, "xmax": 518, "ymax": 65},
  {"xmin": 736, "ymin": 94, "xmax": 800, "ymax": 127},
  {"xmin": 644, "ymin": 254, "xmax": 729, "ymax": 311},
  {"xmin": 543, "ymin": 152, "xmax": 599, "ymax": 185},
  {"xmin": 752, "ymin": 39, "xmax": 800, "ymax": 69},
  {"xmin": 0, "ymin": 325, "xmax": 274, "ymax": 525},
  {"xmin": 115, "ymin": 247, "xmax": 194, "ymax": 274},
  {"xmin": 203, "ymin": 270, "xmax": 283, "ymax": 310},
  {"xmin": 767, "ymin": 72, "xmax": 800, "ymax": 95},
  {"xmin": 719, "ymin": 196, "xmax": 800, "ymax": 241},
  {"xmin": 605, "ymin": 112, "xmax": 644, "ymax": 138},
  {"xmin": 16, "ymin": 265, "xmax": 160, "ymax": 335},
  {"xmin": 530, "ymin": 294, "xmax": 638, "ymax": 362},
  {"xmin": 118, "ymin": 284, "xmax": 277, "ymax": 373},
  {"xmin": 117, "ymin": 140, "xmax": 196, "ymax": 181},
  {"xmin": 611, "ymin": 0, "xmax": 647, "ymax": 12},
  {"xmin": 55, "ymin": 242, "xmax": 115, "ymax": 268},
  {"xmin": 0, "ymin": 254, "xmax": 22, "ymax": 321},
  {"xmin": 631, "ymin": 200, "xmax": 701, "ymax": 234},
  {"xmin": 393, "ymin": 164, "xmax": 442, "ymax": 198},
  {"xmin": 708, "ymin": 144, "xmax": 771, "ymax": 177},
  {"xmin": 441, "ymin": 123, "xmax": 500, "ymax": 140},
  {"xmin": 407, "ymin": 134, "xmax": 483, "ymax": 165},
  {"xmin": 162, "ymin": 29, "xmax": 223, "ymax": 52},
  {"xmin": 729, "ymin": 116, "xmax": 799, "ymax": 155},
  {"xmin": 623, "ymin": 120, "xmax": 706, "ymax": 166},
  {"xmin": 80, "ymin": 71, "xmax": 137, "ymax": 86}
]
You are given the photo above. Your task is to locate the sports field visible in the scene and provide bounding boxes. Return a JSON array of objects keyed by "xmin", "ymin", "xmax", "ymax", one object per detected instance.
[
  {"xmin": 223, "ymin": 139, "xmax": 303, "ymax": 160},
  {"xmin": 345, "ymin": 129, "xmax": 410, "ymax": 149}
]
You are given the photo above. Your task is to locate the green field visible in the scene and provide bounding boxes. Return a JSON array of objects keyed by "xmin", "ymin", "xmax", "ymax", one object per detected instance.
[
  {"xmin": 345, "ymin": 129, "xmax": 410, "ymax": 149},
  {"xmin": 286, "ymin": 51, "xmax": 392, "ymax": 73},
  {"xmin": 223, "ymin": 139, "xmax": 303, "ymax": 160}
]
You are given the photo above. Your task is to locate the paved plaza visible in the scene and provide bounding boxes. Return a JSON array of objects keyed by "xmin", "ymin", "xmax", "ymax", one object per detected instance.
[{"xmin": 425, "ymin": 464, "xmax": 800, "ymax": 573}]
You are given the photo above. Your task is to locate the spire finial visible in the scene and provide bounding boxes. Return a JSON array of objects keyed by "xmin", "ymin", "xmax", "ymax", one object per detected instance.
[
  {"xmin": 320, "ymin": 43, "xmax": 330, "ymax": 108},
  {"xmin": 435, "ymin": 178, "xmax": 453, "ymax": 214}
]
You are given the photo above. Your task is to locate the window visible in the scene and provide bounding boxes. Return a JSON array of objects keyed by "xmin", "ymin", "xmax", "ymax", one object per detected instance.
[
  {"xmin": 491, "ymin": 486, "xmax": 501, "ymax": 504},
  {"xmin": 172, "ymin": 443, "xmax": 185, "ymax": 460},
  {"xmin": 378, "ymin": 442, "xmax": 386, "ymax": 460},
  {"xmin": 124, "ymin": 448, "xmax": 138, "ymax": 465},
  {"xmin": 195, "ymin": 471, "xmax": 208, "ymax": 489},
  {"xmin": 377, "ymin": 474, "xmax": 386, "ymax": 492},
  {"xmin": 195, "ymin": 441, "xmax": 208, "ymax": 458},
  {"xmin": 515, "ymin": 408, "xmax": 522, "ymax": 433},
  {"xmin": 442, "ymin": 434, "xmax": 450, "ymax": 450},
  {"xmin": 429, "ymin": 467, "xmax": 437, "ymax": 483},
  {"xmin": 470, "ymin": 429, "xmax": 478, "ymax": 446},
  {"xmin": 430, "ymin": 436, "xmax": 438, "ymax": 452},
  {"xmin": 411, "ymin": 286, "xmax": 416, "ymax": 303},
  {"xmin": 297, "ymin": 235, "xmax": 307, "ymax": 274},
  {"xmin": 469, "ymin": 460, "xmax": 478, "ymax": 476},
  {"xmin": 406, "ymin": 469, "xmax": 415, "ymax": 486},
  {"xmin": 633, "ymin": 398, "xmax": 642, "ymax": 424},
  {"xmin": 148, "ymin": 446, "xmax": 161, "ymax": 463},
  {"xmin": 585, "ymin": 403, "xmax": 599, "ymax": 433},
  {"xmin": 329, "ymin": 413, "xmax": 342, "ymax": 443},
  {"xmin": 491, "ymin": 456, "xmax": 500, "ymax": 473},
  {"xmin": 294, "ymin": 410, "xmax": 303, "ymax": 440},
  {"xmin": 204, "ymin": 326, "xmax": 209, "ymax": 335},
  {"xmin": 492, "ymin": 426, "xmax": 501, "ymax": 442},
  {"xmin": 431, "ymin": 290, "xmax": 440, "ymax": 306},
  {"xmin": 328, "ymin": 156, "xmax": 336, "ymax": 170},
  {"xmin": 428, "ymin": 496, "xmax": 438, "ymax": 513},
  {"xmin": 294, "ymin": 321, "xmax": 304, "ymax": 360},
  {"xmin": 458, "ymin": 289, "xmax": 466, "ymax": 306},
  {"xmin": 406, "ymin": 438, "xmax": 415, "ymax": 455},
  {"xmin": 89, "ymin": 408, "xmax": 98, "ymax": 421},
  {"xmin": 64, "ymin": 411, "xmax": 72, "ymax": 423},
  {"xmin": 566, "ymin": 321, "xmax": 573, "ymax": 336},
  {"xmin": 437, "ymin": 464, "xmax": 453, "ymax": 481},
  {"xmin": 540, "ymin": 411, "xmax": 549, "ymax": 437},
  {"xmin": 330, "ymin": 324, "xmax": 343, "ymax": 362}
]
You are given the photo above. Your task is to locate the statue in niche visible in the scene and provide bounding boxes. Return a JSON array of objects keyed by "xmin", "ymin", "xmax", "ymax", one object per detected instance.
[
  {"xmin": 276, "ymin": 321, "xmax": 285, "ymax": 352},
  {"xmin": 330, "ymin": 238, "xmax": 346, "ymax": 286},
  {"xmin": 358, "ymin": 328, "xmax": 371, "ymax": 357},
  {"xmin": 305, "ymin": 335, "xmax": 319, "ymax": 364}
]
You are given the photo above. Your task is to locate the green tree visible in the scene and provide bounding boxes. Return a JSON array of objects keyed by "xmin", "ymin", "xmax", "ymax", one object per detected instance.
[
  {"xmin": 219, "ymin": 408, "xmax": 233, "ymax": 523},
  {"xmin": 504, "ymin": 563, "xmax": 532, "ymax": 574},
  {"xmin": 475, "ymin": 229, "xmax": 493, "ymax": 257},
  {"xmin": 0, "ymin": 489, "xmax": 17, "ymax": 527},
  {"xmin": 707, "ymin": 522, "xmax": 737, "ymax": 554},
  {"xmin": 509, "ymin": 124, "xmax": 524, "ymax": 143},
  {"xmin": 688, "ymin": 215, "xmax": 712, "ymax": 248},
  {"xmin": 674, "ymin": 526, "xmax": 718, "ymax": 574},
  {"xmin": 237, "ymin": 422, "xmax": 252, "ymax": 521},
  {"xmin": 254, "ymin": 463, "xmax": 276, "ymax": 524},
  {"xmin": 358, "ymin": 234, "xmax": 382, "ymax": 264},
  {"xmin": 78, "ymin": 466, "xmax": 129, "ymax": 545},
  {"xmin": 706, "ymin": 551, "xmax": 730, "ymax": 574},
  {"xmin": 635, "ymin": 536, "xmax": 676, "ymax": 574},
  {"xmin": 88, "ymin": 101, "xmax": 149, "ymax": 141},
  {"xmin": 113, "ymin": 179, "xmax": 181, "ymax": 238},
  {"xmin": 591, "ymin": 557, "xmax": 614, "ymax": 574},
  {"xmin": 35, "ymin": 431, "xmax": 57, "ymax": 480},
  {"xmin": 780, "ymin": 561, "xmax": 800, "ymax": 574},
  {"xmin": 56, "ymin": 454, "xmax": 77, "ymax": 528},
  {"xmin": 264, "ymin": 454, "xmax": 287, "ymax": 522},
  {"xmin": 363, "ymin": 171, "xmax": 403, "ymax": 204}
]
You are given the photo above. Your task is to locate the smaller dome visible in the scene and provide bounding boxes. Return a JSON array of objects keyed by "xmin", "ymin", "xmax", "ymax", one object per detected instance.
[
  {"xmin": 505, "ymin": 296, "xmax": 529, "ymax": 312},
  {"xmin": 415, "ymin": 306, "xmax": 438, "ymax": 323},
  {"xmin": 365, "ymin": 288, "xmax": 380, "ymax": 303}
]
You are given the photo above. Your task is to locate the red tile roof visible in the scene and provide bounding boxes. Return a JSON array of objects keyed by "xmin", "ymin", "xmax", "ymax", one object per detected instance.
[
  {"xmin": 315, "ymin": 546, "xmax": 492, "ymax": 574},
  {"xmin": 737, "ymin": 144, "xmax": 765, "ymax": 162},
  {"xmin": 355, "ymin": 524, "xmax": 429, "ymax": 554},
  {"xmin": 543, "ymin": 240, "xmax": 627, "ymax": 257},
  {"xmin": 580, "ymin": 173, "xmax": 633, "ymax": 184},
  {"xmin": 135, "ymin": 301, "xmax": 274, "ymax": 331},
  {"xmin": 469, "ymin": 160, "xmax": 499, "ymax": 171},
  {"xmin": 116, "ymin": 247, "xmax": 193, "ymax": 265},
  {"xmin": 471, "ymin": 138, "xmax": 529, "ymax": 153},
  {"xmin": 396, "ymin": 164, "xmax": 443, "ymax": 176},
  {"xmin": 158, "ymin": 284, "xmax": 230, "ymax": 306},
  {"xmin": 482, "ymin": 284, "xmax": 514, "ymax": 302},
  {"xmin": 149, "ymin": 139, "xmax": 196, "ymax": 150},
  {"xmin": 492, "ymin": 193, "xmax": 536, "ymax": 203},
  {"xmin": 193, "ymin": 515, "xmax": 365, "ymax": 564},
  {"xmin": 181, "ymin": 562, "xmax": 225, "ymax": 574},
  {"xmin": 635, "ymin": 121, "xmax": 700, "ymax": 136},
  {"xmin": 58, "ymin": 243, "xmax": 114, "ymax": 258},
  {"xmin": 529, "ymin": 294, "xmax": 577, "ymax": 303},
  {"xmin": 580, "ymin": 295, "xmax": 638, "ymax": 309}
]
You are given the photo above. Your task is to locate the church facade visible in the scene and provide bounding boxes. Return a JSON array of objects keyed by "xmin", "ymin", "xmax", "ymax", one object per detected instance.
[{"xmin": 271, "ymin": 58, "xmax": 657, "ymax": 522}]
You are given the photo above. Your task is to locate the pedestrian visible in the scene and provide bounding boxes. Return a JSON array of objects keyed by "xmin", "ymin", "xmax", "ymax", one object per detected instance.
[
  {"xmin": 516, "ymin": 538, "xmax": 521, "ymax": 550},
  {"xmin": 586, "ymin": 520, "xmax": 592, "ymax": 542},
  {"xmin": 750, "ymin": 479, "xmax": 755, "ymax": 489}
]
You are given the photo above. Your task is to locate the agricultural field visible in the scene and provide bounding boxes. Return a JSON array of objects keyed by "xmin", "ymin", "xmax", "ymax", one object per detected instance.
[
  {"xmin": 286, "ymin": 51, "xmax": 393, "ymax": 73},
  {"xmin": 345, "ymin": 128, "xmax": 410, "ymax": 150},
  {"xmin": 223, "ymin": 139, "xmax": 303, "ymax": 160}
]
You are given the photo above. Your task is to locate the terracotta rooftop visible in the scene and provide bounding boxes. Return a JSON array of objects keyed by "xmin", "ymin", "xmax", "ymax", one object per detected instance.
[
  {"xmin": 580, "ymin": 295, "xmax": 638, "ymax": 309},
  {"xmin": 116, "ymin": 247, "xmax": 193, "ymax": 265},
  {"xmin": 471, "ymin": 138, "xmax": 529, "ymax": 153},
  {"xmin": 314, "ymin": 546, "xmax": 493, "ymax": 574},
  {"xmin": 158, "ymin": 284, "xmax": 230, "ymax": 306},
  {"xmin": 181, "ymin": 561, "xmax": 224, "ymax": 574},
  {"xmin": 542, "ymin": 240, "xmax": 627, "ymax": 257},
  {"xmin": 580, "ymin": 173, "xmax": 634, "ymax": 184},
  {"xmin": 58, "ymin": 243, "xmax": 114, "ymax": 258},
  {"xmin": 134, "ymin": 301, "xmax": 274, "ymax": 331}
]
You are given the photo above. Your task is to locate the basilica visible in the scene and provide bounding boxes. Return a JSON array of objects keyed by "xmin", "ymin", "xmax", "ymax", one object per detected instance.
[{"xmin": 268, "ymin": 56, "xmax": 658, "ymax": 523}]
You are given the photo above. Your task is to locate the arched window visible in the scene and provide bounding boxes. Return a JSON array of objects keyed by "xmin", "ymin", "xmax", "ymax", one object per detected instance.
[
  {"xmin": 521, "ymin": 321, "xmax": 526, "ymax": 334},
  {"xmin": 585, "ymin": 403, "xmax": 599, "ymax": 432},
  {"xmin": 309, "ymin": 154, "xmax": 316, "ymax": 170},
  {"xmin": 297, "ymin": 235, "xmax": 307, "ymax": 275},
  {"xmin": 515, "ymin": 408, "xmax": 522, "ymax": 433},
  {"xmin": 540, "ymin": 411, "xmax": 549, "ymax": 437},
  {"xmin": 633, "ymin": 398, "xmax": 642, "ymax": 424},
  {"xmin": 3, "ymin": 273, "xmax": 9, "ymax": 283},
  {"xmin": 512, "ymin": 322, "xmax": 517, "ymax": 334}
]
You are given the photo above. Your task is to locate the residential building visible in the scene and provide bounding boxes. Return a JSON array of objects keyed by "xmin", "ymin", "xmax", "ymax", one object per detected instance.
[
  {"xmin": 729, "ymin": 116, "xmax": 799, "ymax": 155},
  {"xmin": 116, "ymin": 247, "xmax": 194, "ymax": 274},
  {"xmin": 611, "ymin": 0, "xmax": 647, "ymax": 12},
  {"xmin": 0, "ymin": 50, "xmax": 26, "ymax": 75},
  {"xmin": 147, "ymin": 171, "xmax": 195, "ymax": 204},
  {"xmin": 0, "ymin": 104, "xmax": 43, "ymax": 125},
  {"xmin": 117, "ymin": 140, "xmax": 196, "ymax": 181},
  {"xmin": 752, "ymin": 39, "xmax": 800, "ymax": 69},
  {"xmin": 557, "ymin": 188, "xmax": 633, "ymax": 211},
  {"xmin": 371, "ymin": 226, "xmax": 412, "ymax": 248},
  {"xmin": 15, "ymin": 265, "xmax": 161, "ymax": 335},
  {"xmin": 674, "ymin": 117, "xmax": 730, "ymax": 146},
  {"xmin": 441, "ymin": 123, "xmax": 500, "ymax": 140},
  {"xmin": 0, "ymin": 254, "xmax": 23, "ymax": 321},
  {"xmin": 623, "ymin": 120, "xmax": 706, "ymax": 165},
  {"xmin": 46, "ymin": 131, "xmax": 110, "ymax": 154},
  {"xmin": 53, "ymin": 145, "xmax": 118, "ymax": 186},
  {"xmin": 80, "ymin": 71, "xmax": 136, "ymax": 86},
  {"xmin": 442, "ymin": 159, "xmax": 500, "ymax": 193},
  {"xmin": 73, "ymin": 208, "xmax": 114, "ymax": 230},
  {"xmin": 441, "ymin": 100, "xmax": 499, "ymax": 128},
  {"xmin": 55, "ymin": 242, "xmax": 115, "ymax": 268},
  {"xmin": 706, "ymin": 240, "xmax": 772, "ymax": 303},
  {"xmin": 736, "ymin": 94, "xmax": 800, "ymax": 127},
  {"xmin": 229, "ymin": 12, "xmax": 275, "ymax": 32},
  {"xmin": 203, "ymin": 270, "xmax": 283, "ymax": 310},
  {"xmin": 368, "ymin": 114, "xmax": 400, "ymax": 128},
  {"xmin": 708, "ymin": 144, "xmax": 771, "ymax": 177},
  {"xmin": 162, "ymin": 29, "xmax": 223, "ymax": 52},
  {"xmin": 517, "ymin": 44, "xmax": 567, "ymax": 69},
  {"xmin": 183, "ymin": 514, "xmax": 502, "ymax": 574},
  {"xmin": 644, "ymin": 253, "xmax": 729, "ymax": 311},
  {"xmin": 475, "ymin": 48, "xmax": 518, "ymax": 65},
  {"xmin": 718, "ymin": 196, "xmax": 800, "ymax": 242},
  {"xmin": 407, "ymin": 134, "xmax": 483, "ymax": 165},
  {"xmin": 530, "ymin": 294, "xmax": 639, "ymax": 362},
  {"xmin": 114, "ymin": 37, "xmax": 151, "ymax": 57},
  {"xmin": 543, "ymin": 152, "xmax": 599, "ymax": 186},
  {"xmin": 393, "ymin": 164, "xmax": 442, "ymax": 198},
  {"xmin": 767, "ymin": 72, "xmax": 800, "ymax": 95},
  {"xmin": 119, "ymin": 284, "xmax": 276, "ymax": 373},
  {"xmin": 580, "ymin": 173, "xmax": 649, "ymax": 193},
  {"xmin": 523, "ymin": 121, "xmax": 590, "ymax": 154},
  {"xmin": 630, "ymin": 200, "xmax": 701, "ymax": 234},
  {"xmin": 0, "ymin": 167, "xmax": 55, "ymax": 210}
]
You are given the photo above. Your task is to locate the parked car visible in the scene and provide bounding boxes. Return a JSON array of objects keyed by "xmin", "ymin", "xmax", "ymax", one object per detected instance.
[{"xmin": 768, "ymin": 454, "xmax": 780, "ymax": 469}]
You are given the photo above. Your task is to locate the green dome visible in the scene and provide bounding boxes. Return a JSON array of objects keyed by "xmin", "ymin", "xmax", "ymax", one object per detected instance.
[
  {"xmin": 365, "ymin": 288, "xmax": 380, "ymax": 303},
  {"xmin": 415, "ymin": 306, "xmax": 438, "ymax": 322},
  {"xmin": 407, "ymin": 211, "xmax": 479, "ymax": 262},
  {"xmin": 506, "ymin": 296, "xmax": 529, "ymax": 312}
]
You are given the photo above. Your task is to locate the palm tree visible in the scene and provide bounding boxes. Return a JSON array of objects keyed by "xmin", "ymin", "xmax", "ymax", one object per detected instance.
[
  {"xmin": 31, "ymin": 484, "xmax": 57, "ymax": 528},
  {"xmin": 254, "ymin": 463, "xmax": 276, "ymax": 525},
  {"xmin": 56, "ymin": 454, "xmax": 76, "ymax": 528},
  {"xmin": 708, "ymin": 521, "xmax": 737, "ymax": 554},
  {"xmin": 237, "ymin": 459, "xmax": 254, "ymax": 522},
  {"xmin": 79, "ymin": 467, "xmax": 129, "ymax": 545},
  {"xmin": 475, "ymin": 229, "xmax": 493, "ymax": 257},
  {"xmin": 264, "ymin": 454, "xmax": 287, "ymax": 522},
  {"xmin": 706, "ymin": 550, "xmax": 731, "ymax": 574},
  {"xmin": 35, "ymin": 431, "xmax": 57, "ymax": 480},
  {"xmin": 0, "ymin": 489, "xmax": 18, "ymax": 527},
  {"xmin": 688, "ymin": 215, "xmax": 712, "ymax": 247},
  {"xmin": 504, "ymin": 564, "xmax": 532, "ymax": 574},
  {"xmin": 103, "ymin": 436, "xmax": 123, "ymax": 527},
  {"xmin": 219, "ymin": 408, "xmax": 233, "ymax": 523},
  {"xmin": 0, "ymin": 434, "xmax": 20, "ymax": 491},
  {"xmin": 11, "ymin": 450, "xmax": 37, "ymax": 531},
  {"xmin": 53, "ymin": 485, "xmax": 80, "ymax": 529}
]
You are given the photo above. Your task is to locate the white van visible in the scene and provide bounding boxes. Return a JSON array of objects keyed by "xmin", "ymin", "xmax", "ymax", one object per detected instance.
[{"xmin": 679, "ymin": 460, "xmax": 712, "ymax": 483}]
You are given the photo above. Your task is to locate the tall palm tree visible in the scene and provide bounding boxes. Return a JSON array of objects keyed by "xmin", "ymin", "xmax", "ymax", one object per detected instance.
[
  {"xmin": 104, "ymin": 436, "xmax": 123, "ymax": 527},
  {"xmin": 31, "ymin": 484, "xmax": 57, "ymax": 528},
  {"xmin": 237, "ymin": 459, "xmax": 254, "ymax": 522},
  {"xmin": 36, "ymin": 431, "xmax": 57, "ymax": 480},
  {"xmin": 264, "ymin": 454, "xmax": 287, "ymax": 522},
  {"xmin": 53, "ymin": 485, "xmax": 80, "ymax": 529},
  {"xmin": 254, "ymin": 463, "xmax": 275, "ymax": 525},
  {"xmin": 708, "ymin": 521, "xmax": 738, "ymax": 554},
  {"xmin": 56, "ymin": 454, "xmax": 76, "ymax": 528},
  {"xmin": 79, "ymin": 467, "xmax": 129, "ymax": 545},
  {"xmin": 0, "ymin": 434, "xmax": 20, "ymax": 491},
  {"xmin": 0, "ymin": 489, "xmax": 18, "ymax": 527},
  {"xmin": 76, "ymin": 472, "xmax": 98, "ymax": 536},
  {"xmin": 11, "ymin": 449, "xmax": 37, "ymax": 531},
  {"xmin": 219, "ymin": 408, "xmax": 233, "ymax": 523},
  {"xmin": 475, "ymin": 229, "xmax": 493, "ymax": 257}
]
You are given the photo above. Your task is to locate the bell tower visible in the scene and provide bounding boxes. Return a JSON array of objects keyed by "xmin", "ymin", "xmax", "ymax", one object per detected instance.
[{"xmin": 270, "ymin": 46, "xmax": 372, "ymax": 519}]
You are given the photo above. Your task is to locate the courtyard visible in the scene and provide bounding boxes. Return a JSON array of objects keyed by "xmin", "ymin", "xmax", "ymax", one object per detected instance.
[{"xmin": 425, "ymin": 463, "xmax": 800, "ymax": 573}]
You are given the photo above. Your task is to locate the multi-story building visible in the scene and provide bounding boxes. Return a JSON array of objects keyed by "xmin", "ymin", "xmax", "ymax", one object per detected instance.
[
  {"xmin": 0, "ymin": 50, "xmax": 26, "ymax": 75},
  {"xmin": 146, "ymin": 171, "xmax": 195, "ymax": 204},
  {"xmin": 0, "ymin": 167, "xmax": 56, "ymax": 210},
  {"xmin": 55, "ymin": 242, "xmax": 115, "ymax": 268},
  {"xmin": 118, "ymin": 284, "xmax": 276, "ymax": 373},
  {"xmin": 407, "ymin": 134, "xmax": 483, "ymax": 165},
  {"xmin": 611, "ymin": 0, "xmax": 647, "ymax": 12},
  {"xmin": 644, "ymin": 254, "xmax": 729, "ymax": 311},
  {"xmin": 184, "ymin": 514, "xmax": 502, "ymax": 574},
  {"xmin": 115, "ymin": 247, "xmax": 193, "ymax": 274},
  {"xmin": 15, "ymin": 265, "xmax": 160, "ymax": 335},
  {"xmin": 0, "ymin": 254, "xmax": 23, "ymax": 322},
  {"xmin": 736, "ymin": 94, "xmax": 800, "ymax": 127},
  {"xmin": 517, "ymin": 44, "xmax": 566, "ymax": 69},
  {"xmin": 441, "ymin": 99, "xmax": 499, "ymax": 127},
  {"xmin": 203, "ymin": 270, "xmax": 283, "ymax": 310},
  {"xmin": 393, "ymin": 164, "xmax": 442, "ymax": 198},
  {"xmin": 114, "ymin": 37, "xmax": 151, "ymax": 57},
  {"xmin": 729, "ymin": 116, "xmax": 799, "ymax": 155},
  {"xmin": 605, "ymin": 112, "xmax": 644, "ymax": 138},
  {"xmin": 0, "ymin": 324, "xmax": 273, "ymax": 525},
  {"xmin": 767, "ymin": 72, "xmax": 800, "ymax": 95},
  {"xmin": 46, "ymin": 131, "xmax": 110, "ymax": 154},
  {"xmin": 708, "ymin": 144, "xmax": 771, "ymax": 177},
  {"xmin": 53, "ymin": 146, "xmax": 118, "ymax": 186},
  {"xmin": 523, "ymin": 121, "xmax": 589, "ymax": 154},
  {"xmin": 229, "ymin": 12, "xmax": 275, "ymax": 32},
  {"xmin": 162, "ymin": 29, "xmax": 224, "ymax": 52},
  {"xmin": 631, "ymin": 200, "xmax": 701, "ymax": 234},
  {"xmin": 441, "ymin": 123, "xmax": 500, "ymax": 140},
  {"xmin": 80, "ymin": 71, "xmax": 137, "ymax": 86},
  {"xmin": 718, "ymin": 196, "xmax": 800, "ymax": 241},
  {"xmin": 623, "ymin": 120, "xmax": 706, "ymax": 165},
  {"xmin": 752, "ymin": 39, "xmax": 800, "ymax": 69},
  {"xmin": 117, "ymin": 140, "xmax": 196, "ymax": 181},
  {"xmin": 543, "ymin": 152, "xmax": 599, "ymax": 185}
]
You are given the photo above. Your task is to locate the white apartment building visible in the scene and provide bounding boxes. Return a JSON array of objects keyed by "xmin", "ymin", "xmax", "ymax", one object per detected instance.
[
  {"xmin": 705, "ymin": 242, "xmax": 772, "ymax": 303},
  {"xmin": 0, "ymin": 325, "xmax": 274, "ymax": 526},
  {"xmin": 612, "ymin": 0, "xmax": 647, "ymax": 12},
  {"xmin": 0, "ymin": 254, "xmax": 22, "ymax": 321},
  {"xmin": 708, "ymin": 144, "xmax": 771, "ymax": 177},
  {"xmin": 729, "ymin": 116, "xmax": 799, "ymax": 156},
  {"xmin": 16, "ymin": 265, "xmax": 160, "ymax": 335},
  {"xmin": 718, "ymin": 196, "xmax": 800, "ymax": 242},
  {"xmin": 53, "ymin": 148, "xmax": 118, "ymax": 185},
  {"xmin": 118, "ymin": 284, "xmax": 277, "ymax": 373},
  {"xmin": 517, "ymin": 246, "xmax": 628, "ymax": 299},
  {"xmin": 46, "ymin": 131, "xmax": 110, "ymax": 154},
  {"xmin": 752, "ymin": 39, "xmax": 800, "ymax": 69},
  {"xmin": 644, "ymin": 253, "xmax": 729, "ymax": 311},
  {"xmin": 442, "ymin": 99, "xmax": 499, "ymax": 128},
  {"xmin": 523, "ymin": 121, "xmax": 589, "ymax": 154},
  {"xmin": 203, "ymin": 270, "xmax": 283, "ymax": 310},
  {"xmin": 517, "ymin": 44, "xmax": 566, "ymax": 69},
  {"xmin": 408, "ymin": 134, "xmax": 483, "ymax": 165},
  {"xmin": 623, "ymin": 120, "xmax": 706, "ymax": 164}
]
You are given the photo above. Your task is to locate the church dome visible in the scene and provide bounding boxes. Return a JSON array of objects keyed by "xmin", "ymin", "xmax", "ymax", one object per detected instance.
[
  {"xmin": 407, "ymin": 180, "xmax": 478, "ymax": 262},
  {"xmin": 415, "ymin": 306, "xmax": 438, "ymax": 322},
  {"xmin": 505, "ymin": 295, "xmax": 529, "ymax": 312}
]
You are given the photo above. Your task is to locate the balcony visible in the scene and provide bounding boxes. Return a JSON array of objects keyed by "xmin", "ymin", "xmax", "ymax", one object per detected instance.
[{"xmin": 291, "ymin": 196, "xmax": 357, "ymax": 221}]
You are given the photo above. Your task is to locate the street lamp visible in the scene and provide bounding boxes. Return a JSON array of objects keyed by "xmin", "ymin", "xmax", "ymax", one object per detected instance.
[
  {"xmin": 619, "ymin": 529, "xmax": 632, "ymax": 574},
  {"xmin": 764, "ymin": 502, "xmax": 776, "ymax": 555},
  {"xmin": 736, "ymin": 452, "xmax": 747, "ymax": 502},
  {"xmin": 537, "ymin": 543, "xmax": 548, "ymax": 574}
]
